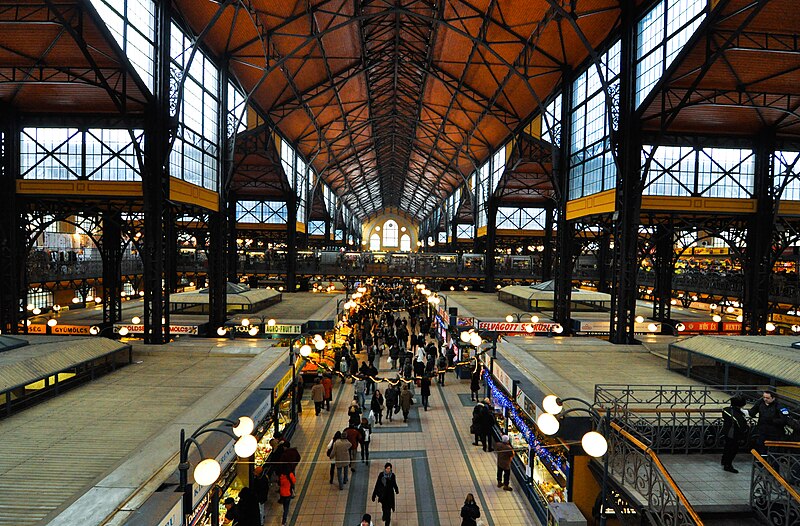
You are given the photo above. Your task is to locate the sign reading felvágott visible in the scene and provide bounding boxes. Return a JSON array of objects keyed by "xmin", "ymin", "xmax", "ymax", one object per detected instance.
[{"xmin": 477, "ymin": 321, "xmax": 559, "ymax": 333}]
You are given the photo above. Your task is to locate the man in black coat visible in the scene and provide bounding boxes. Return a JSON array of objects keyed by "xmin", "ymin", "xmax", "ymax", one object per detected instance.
[
  {"xmin": 371, "ymin": 462, "xmax": 399, "ymax": 525},
  {"xmin": 749, "ymin": 390, "xmax": 789, "ymax": 454}
]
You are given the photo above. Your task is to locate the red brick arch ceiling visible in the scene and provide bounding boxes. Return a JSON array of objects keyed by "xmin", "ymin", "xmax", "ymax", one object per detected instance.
[{"xmin": 173, "ymin": 0, "xmax": 628, "ymax": 220}]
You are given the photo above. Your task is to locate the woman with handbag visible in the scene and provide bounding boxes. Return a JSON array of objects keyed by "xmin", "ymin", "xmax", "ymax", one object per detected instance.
[
  {"xmin": 460, "ymin": 493, "xmax": 482, "ymax": 526},
  {"xmin": 277, "ymin": 471, "xmax": 296, "ymax": 526}
]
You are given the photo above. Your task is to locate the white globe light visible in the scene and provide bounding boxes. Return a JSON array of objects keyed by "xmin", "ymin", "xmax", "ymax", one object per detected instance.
[
  {"xmin": 675, "ymin": 323, "xmax": 686, "ymax": 332},
  {"xmin": 553, "ymin": 324, "xmax": 564, "ymax": 334},
  {"xmin": 315, "ymin": 339, "xmax": 326, "ymax": 350},
  {"xmin": 766, "ymin": 322, "xmax": 776, "ymax": 332},
  {"xmin": 582, "ymin": 431, "xmax": 608, "ymax": 457},
  {"xmin": 736, "ymin": 315, "xmax": 743, "ymax": 323},
  {"xmin": 470, "ymin": 333, "xmax": 483, "ymax": 347},
  {"xmin": 726, "ymin": 306, "xmax": 735, "ymax": 314},
  {"xmin": 89, "ymin": 326, "xmax": 100, "ymax": 335},
  {"xmin": 267, "ymin": 319, "xmax": 276, "ymax": 327},
  {"xmin": 217, "ymin": 327, "xmax": 227, "ymax": 337},
  {"xmin": 647, "ymin": 323, "xmax": 658, "ymax": 333},
  {"xmin": 47, "ymin": 318, "xmax": 57, "ymax": 327},
  {"xmin": 530, "ymin": 315, "xmax": 539, "ymax": 323},
  {"xmin": 118, "ymin": 327, "xmax": 129, "ymax": 336},
  {"xmin": 32, "ymin": 308, "xmax": 41, "ymax": 315},
  {"xmin": 26, "ymin": 304, "xmax": 34, "ymax": 311},
  {"xmin": 460, "ymin": 331, "xmax": 471, "ymax": 343},
  {"xmin": 793, "ymin": 325, "xmax": 800, "ymax": 333},
  {"xmin": 525, "ymin": 324, "xmax": 534, "ymax": 333},
  {"xmin": 299, "ymin": 344, "xmax": 312, "ymax": 357},
  {"xmin": 131, "ymin": 316, "xmax": 141, "ymax": 324},
  {"xmin": 232, "ymin": 416, "xmax": 255, "ymax": 437},
  {"xmin": 712, "ymin": 314, "xmax": 722, "ymax": 323},
  {"xmin": 194, "ymin": 458, "xmax": 221, "ymax": 486},
  {"xmin": 313, "ymin": 334, "xmax": 322, "ymax": 341},
  {"xmin": 537, "ymin": 413, "xmax": 560, "ymax": 435},
  {"xmin": 235, "ymin": 434, "xmax": 258, "ymax": 458},
  {"xmin": 506, "ymin": 315, "xmax": 514, "ymax": 323},
  {"xmin": 635, "ymin": 315, "xmax": 644, "ymax": 324},
  {"xmin": 248, "ymin": 327, "xmax": 259, "ymax": 336},
  {"xmin": 71, "ymin": 297, "xmax": 80, "ymax": 304},
  {"xmin": 241, "ymin": 318, "xmax": 250, "ymax": 327},
  {"xmin": 542, "ymin": 395, "xmax": 563, "ymax": 415}
]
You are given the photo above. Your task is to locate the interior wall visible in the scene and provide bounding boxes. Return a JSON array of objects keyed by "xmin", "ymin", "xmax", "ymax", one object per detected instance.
[{"xmin": 360, "ymin": 212, "xmax": 419, "ymax": 252}]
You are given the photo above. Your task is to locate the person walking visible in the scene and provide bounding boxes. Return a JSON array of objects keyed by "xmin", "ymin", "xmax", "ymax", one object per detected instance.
[
  {"xmin": 470, "ymin": 364, "xmax": 481, "ymax": 402},
  {"xmin": 344, "ymin": 423, "xmax": 363, "ymax": 472},
  {"xmin": 278, "ymin": 440, "xmax": 301, "ymax": 476},
  {"xmin": 371, "ymin": 389, "xmax": 385, "ymax": 425},
  {"xmin": 399, "ymin": 383, "xmax": 414, "ymax": 423},
  {"xmin": 460, "ymin": 493, "xmax": 481, "ymax": 526},
  {"xmin": 495, "ymin": 435, "xmax": 515, "ymax": 490},
  {"xmin": 749, "ymin": 389, "xmax": 789, "ymax": 454},
  {"xmin": 359, "ymin": 416, "xmax": 373, "ymax": 462},
  {"xmin": 436, "ymin": 352, "xmax": 448, "ymax": 385},
  {"xmin": 721, "ymin": 396, "xmax": 749, "ymax": 473},
  {"xmin": 359, "ymin": 513, "xmax": 374, "ymax": 526},
  {"xmin": 348, "ymin": 398, "xmax": 363, "ymax": 426},
  {"xmin": 420, "ymin": 374, "xmax": 431, "ymax": 411},
  {"xmin": 326, "ymin": 432, "xmax": 339, "ymax": 485},
  {"xmin": 311, "ymin": 377, "xmax": 325, "ymax": 416},
  {"xmin": 371, "ymin": 462, "xmax": 399, "ymax": 526},
  {"xmin": 252, "ymin": 466, "xmax": 269, "ymax": 521},
  {"xmin": 385, "ymin": 383, "xmax": 399, "ymax": 422},
  {"xmin": 472, "ymin": 400, "xmax": 485, "ymax": 447},
  {"xmin": 354, "ymin": 374, "xmax": 367, "ymax": 409},
  {"xmin": 277, "ymin": 471, "xmax": 296, "ymax": 526},
  {"xmin": 330, "ymin": 431, "xmax": 353, "ymax": 490},
  {"xmin": 480, "ymin": 398, "xmax": 495, "ymax": 452},
  {"xmin": 322, "ymin": 374, "xmax": 333, "ymax": 411}
]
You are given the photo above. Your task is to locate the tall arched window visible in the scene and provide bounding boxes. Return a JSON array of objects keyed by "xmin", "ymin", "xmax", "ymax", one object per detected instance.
[
  {"xmin": 370, "ymin": 233, "xmax": 381, "ymax": 251},
  {"xmin": 400, "ymin": 234, "xmax": 411, "ymax": 252},
  {"xmin": 383, "ymin": 220, "xmax": 398, "ymax": 247}
]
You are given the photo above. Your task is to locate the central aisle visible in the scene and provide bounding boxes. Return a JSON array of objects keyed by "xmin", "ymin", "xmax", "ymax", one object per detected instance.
[{"xmin": 263, "ymin": 349, "xmax": 540, "ymax": 526}]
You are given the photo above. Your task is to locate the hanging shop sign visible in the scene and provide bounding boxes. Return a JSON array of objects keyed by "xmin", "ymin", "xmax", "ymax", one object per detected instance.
[
  {"xmin": 264, "ymin": 324, "xmax": 302, "ymax": 334},
  {"xmin": 252, "ymin": 390, "xmax": 274, "ymax": 424},
  {"xmin": 492, "ymin": 360, "xmax": 514, "ymax": 394},
  {"xmin": 113, "ymin": 324, "xmax": 199, "ymax": 335},
  {"xmin": 677, "ymin": 321, "xmax": 742, "ymax": 333},
  {"xmin": 22, "ymin": 324, "xmax": 46, "ymax": 334},
  {"xmin": 477, "ymin": 321, "xmax": 559, "ymax": 333},
  {"xmin": 192, "ymin": 439, "xmax": 236, "ymax": 510},
  {"xmin": 575, "ymin": 321, "xmax": 659, "ymax": 334},
  {"xmin": 51, "ymin": 325, "xmax": 92, "ymax": 335},
  {"xmin": 456, "ymin": 316, "xmax": 476, "ymax": 327}
]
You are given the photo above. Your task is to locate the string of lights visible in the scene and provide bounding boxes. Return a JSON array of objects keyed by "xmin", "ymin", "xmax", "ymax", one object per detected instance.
[{"xmin": 483, "ymin": 370, "xmax": 569, "ymax": 476}]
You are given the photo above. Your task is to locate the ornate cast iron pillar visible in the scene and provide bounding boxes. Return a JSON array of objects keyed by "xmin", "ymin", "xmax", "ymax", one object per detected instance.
[{"xmin": 609, "ymin": 3, "xmax": 642, "ymax": 344}]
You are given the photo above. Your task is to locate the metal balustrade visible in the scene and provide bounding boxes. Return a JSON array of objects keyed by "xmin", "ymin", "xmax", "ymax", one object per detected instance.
[
  {"xmin": 751, "ymin": 442, "xmax": 800, "ymax": 526},
  {"xmin": 607, "ymin": 421, "xmax": 704, "ymax": 526}
]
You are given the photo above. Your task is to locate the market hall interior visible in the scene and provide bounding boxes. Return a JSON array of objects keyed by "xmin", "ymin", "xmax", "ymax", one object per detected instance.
[{"xmin": 1, "ymin": 0, "xmax": 800, "ymax": 525}]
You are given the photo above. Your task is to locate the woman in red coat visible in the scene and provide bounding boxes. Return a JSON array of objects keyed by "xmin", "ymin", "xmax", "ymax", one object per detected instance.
[{"xmin": 277, "ymin": 471, "xmax": 296, "ymax": 526}]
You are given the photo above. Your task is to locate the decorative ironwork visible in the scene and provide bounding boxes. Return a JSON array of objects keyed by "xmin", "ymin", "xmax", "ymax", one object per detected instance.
[
  {"xmin": 751, "ymin": 448, "xmax": 800, "ymax": 526},
  {"xmin": 606, "ymin": 423, "xmax": 701, "ymax": 526}
]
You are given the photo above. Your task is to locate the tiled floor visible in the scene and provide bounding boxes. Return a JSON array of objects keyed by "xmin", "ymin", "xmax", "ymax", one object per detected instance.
[
  {"xmin": 262, "ymin": 353, "xmax": 540, "ymax": 526},
  {"xmin": 660, "ymin": 454, "xmax": 752, "ymax": 513}
]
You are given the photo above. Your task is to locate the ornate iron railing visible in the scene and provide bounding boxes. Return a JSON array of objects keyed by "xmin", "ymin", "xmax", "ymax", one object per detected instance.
[
  {"xmin": 607, "ymin": 422, "xmax": 704, "ymax": 526},
  {"xmin": 750, "ymin": 442, "xmax": 800, "ymax": 526}
]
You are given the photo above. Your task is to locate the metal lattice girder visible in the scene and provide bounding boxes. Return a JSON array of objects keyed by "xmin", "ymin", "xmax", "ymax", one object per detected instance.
[{"xmin": 174, "ymin": 0, "xmax": 624, "ymax": 221}]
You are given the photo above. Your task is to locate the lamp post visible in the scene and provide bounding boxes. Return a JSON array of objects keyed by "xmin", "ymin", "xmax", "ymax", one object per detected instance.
[
  {"xmin": 505, "ymin": 312, "xmax": 541, "ymax": 324},
  {"xmin": 178, "ymin": 416, "xmax": 258, "ymax": 517},
  {"xmin": 537, "ymin": 396, "xmax": 611, "ymax": 526}
]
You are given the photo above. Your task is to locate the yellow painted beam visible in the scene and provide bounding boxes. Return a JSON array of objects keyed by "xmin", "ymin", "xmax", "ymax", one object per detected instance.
[
  {"xmin": 16, "ymin": 179, "xmax": 142, "ymax": 197},
  {"xmin": 566, "ymin": 189, "xmax": 616, "ymax": 220},
  {"xmin": 778, "ymin": 201, "xmax": 800, "ymax": 216},
  {"xmin": 640, "ymin": 195, "xmax": 755, "ymax": 214},
  {"xmin": 169, "ymin": 178, "xmax": 219, "ymax": 211}
]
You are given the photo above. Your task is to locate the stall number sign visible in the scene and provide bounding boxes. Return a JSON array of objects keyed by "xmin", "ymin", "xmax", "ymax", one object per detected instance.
[
  {"xmin": 477, "ymin": 321, "xmax": 559, "ymax": 333},
  {"xmin": 264, "ymin": 324, "xmax": 302, "ymax": 334},
  {"xmin": 113, "ymin": 324, "xmax": 199, "ymax": 335}
]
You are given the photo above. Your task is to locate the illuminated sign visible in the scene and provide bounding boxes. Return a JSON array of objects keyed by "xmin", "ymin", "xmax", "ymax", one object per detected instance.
[
  {"xmin": 263, "ymin": 324, "xmax": 302, "ymax": 334},
  {"xmin": 51, "ymin": 325, "xmax": 92, "ymax": 335},
  {"xmin": 477, "ymin": 321, "xmax": 558, "ymax": 333},
  {"xmin": 113, "ymin": 324, "xmax": 199, "ymax": 335}
]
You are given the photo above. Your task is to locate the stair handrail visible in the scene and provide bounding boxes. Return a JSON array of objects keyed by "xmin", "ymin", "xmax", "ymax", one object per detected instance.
[{"xmin": 609, "ymin": 421, "xmax": 704, "ymax": 525}]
